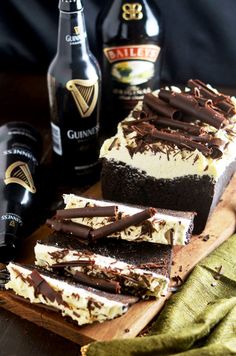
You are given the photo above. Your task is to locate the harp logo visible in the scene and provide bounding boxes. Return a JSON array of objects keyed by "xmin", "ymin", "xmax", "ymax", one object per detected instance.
[
  {"xmin": 4, "ymin": 161, "xmax": 36, "ymax": 194},
  {"xmin": 74, "ymin": 26, "xmax": 80, "ymax": 35},
  {"xmin": 66, "ymin": 77, "xmax": 99, "ymax": 118}
]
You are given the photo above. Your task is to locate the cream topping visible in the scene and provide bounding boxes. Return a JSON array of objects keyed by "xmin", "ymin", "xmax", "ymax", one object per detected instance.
[
  {"xmin": 100, "ymin": 88, "xmax": 236, "ymax": 180},
  {"xmin": 63, "ymin": 194, "xmax": 193, "ymax": 245},
  {"xmin": 6, "ymin": 262, "xmax": 128, "ymax": 326}
]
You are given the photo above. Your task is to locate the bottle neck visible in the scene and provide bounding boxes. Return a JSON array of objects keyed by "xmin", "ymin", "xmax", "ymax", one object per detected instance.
[{"xmin": 56, "ymin": 9, "xmax": 90, "ymax": 58}]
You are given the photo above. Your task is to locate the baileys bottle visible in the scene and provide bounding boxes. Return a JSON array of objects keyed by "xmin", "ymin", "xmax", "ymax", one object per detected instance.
[{"xmin": 98, "ymin": 0, "xmax": 163, "ymax": 135}]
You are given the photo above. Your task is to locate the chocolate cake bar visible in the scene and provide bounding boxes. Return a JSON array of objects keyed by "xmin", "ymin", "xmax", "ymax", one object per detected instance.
[
  {"xmin": 60, "ymin": 194, "xmax": 194, "ymax": 245},
  {"xmin": 5, "ymin": 262, "xmax": 137, "ymax": 326},
  {"xmin": 100, "ymin": 80, "xmax": 236, "ymax": 233},
  {"xmin": 35, "ymin": 232, "xmax": 172, "ymax": 299}
]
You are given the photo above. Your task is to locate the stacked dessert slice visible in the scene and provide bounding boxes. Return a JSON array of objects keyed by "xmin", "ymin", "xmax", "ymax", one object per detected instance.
[
  {"xmin": 5, "ymin": 195, "xmax": 195, "ymax": 326},
  {"xmin": 6, "ymin": 262, "xmax": 137, "ymax": 325},
  {"xmin": 100, "ymin": 79, "xmax": 236, "ymax": 233}
]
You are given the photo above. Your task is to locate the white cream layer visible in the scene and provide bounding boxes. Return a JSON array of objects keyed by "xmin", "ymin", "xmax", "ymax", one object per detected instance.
[
  {"xmin": 6, "ymin": 262, "xmax": 128, "ymax": 326},
  {"xmin": 100, "ymin": 91, "xmax": 236, "ymax": 181},
  {"xmin": 63, "ymin": 194, "xmax": 192, "ymax": 245},
  {"xmin": 35, "ymin": 243, "xmax": 169, "ymax": 299}
]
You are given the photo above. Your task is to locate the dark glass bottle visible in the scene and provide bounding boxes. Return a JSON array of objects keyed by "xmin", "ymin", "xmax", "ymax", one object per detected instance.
[
  {"xmin": 0, "ymin": 122, "xmax": 42, "ymax": 262},
  {"xmin": 98, "ymin": 0, "xmax": 163, "ymax": 135},
  {"xmin": 48, "ymin": 0, "xmax": 101, "ymax": 185}
]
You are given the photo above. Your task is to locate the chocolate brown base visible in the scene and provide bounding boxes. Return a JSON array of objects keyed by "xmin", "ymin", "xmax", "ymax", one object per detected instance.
[
  {"xmin": 41, "ymin": 233, "xmax": 172, "ymax": 278},
  {"xmin": 101, "ymin": 159, "xmax": 236, "ymax": 234}
]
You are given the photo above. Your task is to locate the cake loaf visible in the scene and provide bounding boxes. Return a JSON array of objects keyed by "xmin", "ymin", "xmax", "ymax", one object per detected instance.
[
  {"xmin": 35, "ymin": 233, "xmax": 172, "ymax": 299},
  {"xmin": 100, "ymin": 79, "xmax": 236, "ymax": 233},
  {"xmin": 5, "ymin": 262, "xmax": 138, "ymax": 326},
  {"xmin": 60, "ymin": 194, "xmax": 194, "ymax": 245}
]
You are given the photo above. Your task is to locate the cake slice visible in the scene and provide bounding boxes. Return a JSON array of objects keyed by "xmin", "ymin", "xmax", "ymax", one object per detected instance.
[
  {"xmin": 35, "ymin": 233, "xmax": 172, "ymax": 299},
  {"xmin": 61, "ymin": 194, "xmax": 194, "ymax": 245},
  {"xmin": 5, "ymin": 262, "xmax": 137, "ymax": 326},
  {"xmin": 100, "ymin": 80, "xmax": 236, "ymax": 233}
]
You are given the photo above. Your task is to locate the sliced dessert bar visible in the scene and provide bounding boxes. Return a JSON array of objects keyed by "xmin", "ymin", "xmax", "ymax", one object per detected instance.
[
  {"xmin": 61, "ymin": 194, "xmax": 194, "ymax": 245},
  {"xmin": 5, "ymin": 262, "xmax": 137, "ymax": 326},
  {"xmin": 35, "ymin": 233, "xmax": 172, "ymax": 299}
]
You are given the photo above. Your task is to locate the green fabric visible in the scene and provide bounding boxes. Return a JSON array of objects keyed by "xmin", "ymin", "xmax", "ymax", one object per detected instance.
[{"xmin": 85, "ymin": 234, "xmax": 236, "ymax": 356}]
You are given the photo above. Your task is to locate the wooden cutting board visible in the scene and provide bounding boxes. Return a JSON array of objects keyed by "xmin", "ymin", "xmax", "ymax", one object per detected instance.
[{"xmin": 0, "ymin": 174, "xmax": 236, "ymax": 346}]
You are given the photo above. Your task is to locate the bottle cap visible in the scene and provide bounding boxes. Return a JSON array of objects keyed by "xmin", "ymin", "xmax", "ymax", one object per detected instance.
[{"xmin": 59, "ymin": 0, "xmax": 82, "ymax": 12}]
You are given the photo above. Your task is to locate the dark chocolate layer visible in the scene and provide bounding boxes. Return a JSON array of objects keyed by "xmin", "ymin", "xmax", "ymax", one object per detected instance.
[
  {"xmin": 38, "ymin": 233, "xmax": 172, "ymax": 278},
  {"xmin": 101, "ymin": 158, "xmax": 236, "ymax": 234}
]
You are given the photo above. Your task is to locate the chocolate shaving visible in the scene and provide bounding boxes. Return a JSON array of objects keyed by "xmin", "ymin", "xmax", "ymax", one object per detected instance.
[
  {"xmin": 123, "ymin": 116, "xmax": 202, "ymax": 135},
  {"xmin": 46, "ymin": 219, "xmax": 91, "ymax": 239},
  {"xmin": 188, "ymin": 79, "xmax": 235, "ymax": 117},
  {"xmin": 172, "ymin": 275, "xmax": 183, "ymax": 285},
  {"xmin": 108, "ymin": 138, "xmax": 119, "ymax": 151},
  {"xmin": 159, "ymin": 89, "xmax": 225, "ymax": 129},
  {"xmin": 148, "ymin": 129, "xmax": 212, "ymax": 156},
  {"xmin": 52, "ymin": 260, "xmax": 95, "ymax": 268},
  {"xmin": 56, "ymin": 205, "xmax": 118, "ymax": 219},
  {"xmin": 30, "ymin": 270, "xmax": 63, "ymax": 304},
  {"xmin": 143, "ymin": 93, "xmax": 182, "ymax": 120},
  {"xmin": 90, "ymin": 208, "xmax": 156, "ymax": 241},
  {"xmin": 138, "ymin": 262, "xmax": 164, "ymax": 269},
  {"xmin": 74, "ymin": 271, "xmax": 121, "ymax": 294}
]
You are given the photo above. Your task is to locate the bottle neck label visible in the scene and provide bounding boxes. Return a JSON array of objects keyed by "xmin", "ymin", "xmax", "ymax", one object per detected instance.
[
  {"xmin": 65, "ymin": 26, "xmax": 87, "ymax": 46},
  {"xmin": 58, "ymin": 12, "xmax": 88, "ymax": 51}
]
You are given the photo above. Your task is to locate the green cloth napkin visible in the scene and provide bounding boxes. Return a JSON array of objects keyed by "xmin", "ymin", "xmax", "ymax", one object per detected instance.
[{"xmin": 83, "ymin": 234, "xmax": 236, "ymax": 356}]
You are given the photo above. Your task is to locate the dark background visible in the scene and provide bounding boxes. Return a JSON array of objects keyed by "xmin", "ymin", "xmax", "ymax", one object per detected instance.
[{"xmin": 1, "ymin": 0, "xmax": 236, "ymax": 88}]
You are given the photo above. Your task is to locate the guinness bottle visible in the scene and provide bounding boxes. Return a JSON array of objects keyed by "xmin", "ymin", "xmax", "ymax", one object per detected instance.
[
  {"xmin": 0, "ymin": 122, "xmax": 42, "ymax": 262},
  {"xmin": 98, "ymin": 0, "xmax": 163, "ymax": 135},
  {"xmin": 48, "ymin": 0, "xmax": 101, "ymax": 185}
]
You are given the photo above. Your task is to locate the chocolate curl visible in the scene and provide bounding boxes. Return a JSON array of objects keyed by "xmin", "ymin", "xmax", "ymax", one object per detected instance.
[
  {"xmin": 46, "ymin": 218, "xmax": 91, "ymax": 239},
  {"xmin": 30, "ymin": 270, "xmax": 63, "ymax": 304},
  {"xmin": 159, "ymin": 89, "xmax": 225, "ymax": 129},
  {"xmin": 188, "ymin": 79, "xmax": 235, "ymax": 117},
  {"xmin": 150, "ymin": 130, "xmax": 212, "ymax": 156},
  {"xmin": 52, "ymin": 260, "xmax": 95, "ymax": 268},
  {"xmin": 132, "ymin": 110, "xmax": 148, "ymax": 119},
  {"xmin": 123, "ymin": 116, "xmax": 202, "ymax": 135},
  {"xmin": 143, "ymin": 93, "xmax": 182, "ymax": 120},
  {"xmin": 56, "ymin": 205, "xmax": 118, "ymax": 219},
  {"xmin": 74, "ymin": 271, "xmax": 121, "ymax": 294},
  {"xmin": 142, "ymin": 102, "xmax": 154, "ymax": 117},
  {"xmin": 90, "ymin": 208, "xmax": 156, "ymax": 241}
]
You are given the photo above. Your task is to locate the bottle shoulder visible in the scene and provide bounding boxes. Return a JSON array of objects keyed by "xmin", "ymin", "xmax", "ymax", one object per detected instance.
[
  {"xmin": 48, "ymin": 52, "xmax": 101, "ymax": 82},
  {"xmin": 98, "ymin": 0, "xmax": 162, "ymax": 44}
]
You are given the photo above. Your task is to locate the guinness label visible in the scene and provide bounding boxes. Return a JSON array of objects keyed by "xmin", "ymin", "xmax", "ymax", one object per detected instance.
[
  {"xmin": 4, "ymin": 161, "xmax": 36, "ymax": 194},
  {"xmin": 66, "ymin": 77, "xmax": 99, "ymax": 118}
]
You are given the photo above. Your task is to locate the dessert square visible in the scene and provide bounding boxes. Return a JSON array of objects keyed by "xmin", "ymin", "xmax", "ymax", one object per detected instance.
[{"xmin": 100, "ymin": 80, "xmax": 236, "ymax": 233}]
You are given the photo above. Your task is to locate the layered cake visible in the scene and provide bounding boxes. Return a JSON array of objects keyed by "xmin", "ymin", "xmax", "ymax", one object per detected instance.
[
  {"xmin": 35, "ymin": 233, "xmax": 172, "ymax": 299},
  {"xmin": 100, "ymin": 79, "xmax": 236, "ymax": 233},
  {"xmin": 5, "ymin": 262, "xmax": 137, "ymax": 326},
  {"xmin": 58, "ymin": 194, "xmax": 194, "ymax": 245}
]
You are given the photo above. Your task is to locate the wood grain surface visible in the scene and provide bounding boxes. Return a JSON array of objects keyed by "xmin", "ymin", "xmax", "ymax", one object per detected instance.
[{"xmin": 0, "ymin": 173, "xmax": 236, "ymax": 346}]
